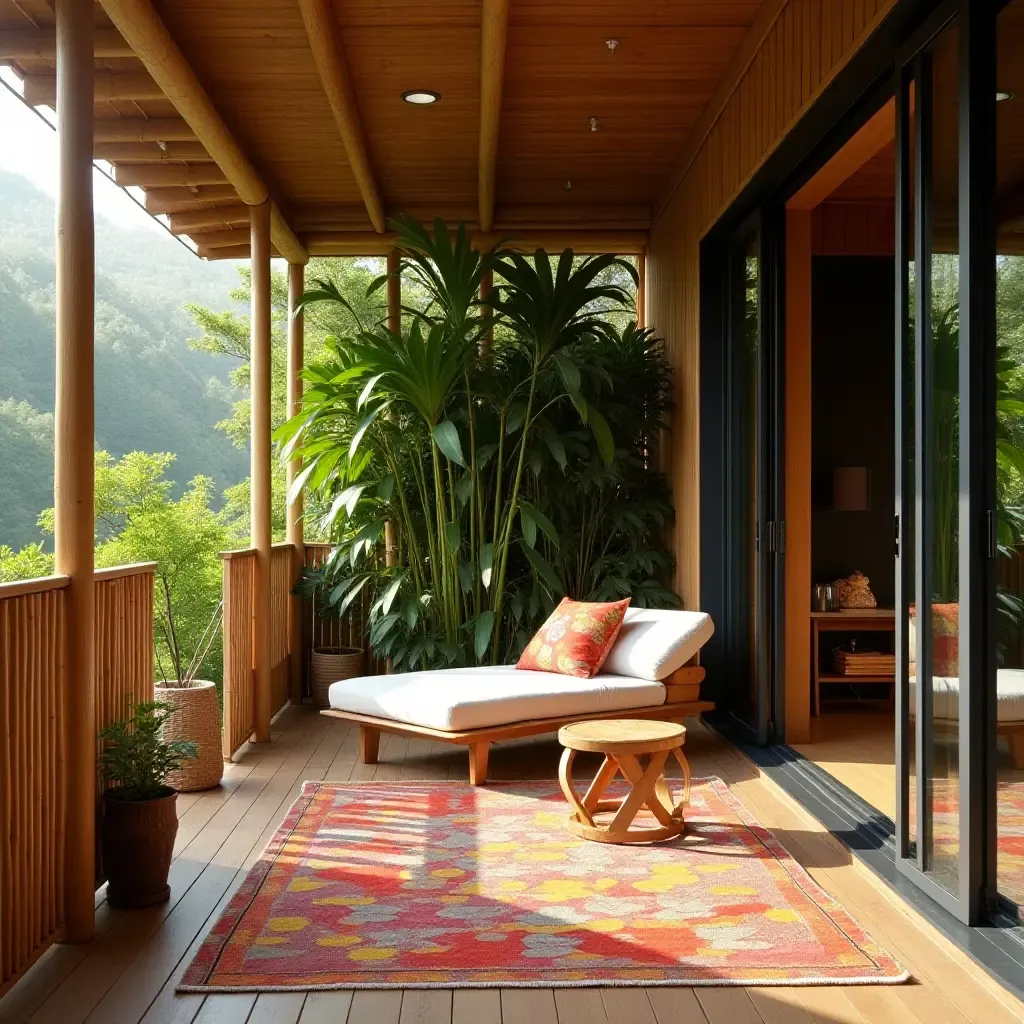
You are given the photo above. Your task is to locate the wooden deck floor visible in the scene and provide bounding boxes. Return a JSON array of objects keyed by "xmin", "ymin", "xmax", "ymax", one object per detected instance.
[{"xmin": 2, "ymin": 705, "xmax": 1023, "ymax": 1024}]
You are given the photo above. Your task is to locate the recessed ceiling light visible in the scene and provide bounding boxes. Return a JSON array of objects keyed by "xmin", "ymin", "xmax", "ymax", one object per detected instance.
[
  {"xmin": 402, "ymin": 90, "xmax": 440, "ymax": 105},
  {"xmin": 997, "ymin": 90, "xmax": 1014, "ymax": 102}
]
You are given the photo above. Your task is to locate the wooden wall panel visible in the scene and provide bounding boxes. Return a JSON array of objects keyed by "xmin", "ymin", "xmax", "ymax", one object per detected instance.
[
  {"xmin": 221, "ymin": 550, "xmax": 256, "ymax": 760},
  {"xmin": 648, "ymin": 0, "xmax": 898, "ymax": 608},
  {"xmin": 269, "ymin": 544, "xmax": 292, "ymax": 718}
]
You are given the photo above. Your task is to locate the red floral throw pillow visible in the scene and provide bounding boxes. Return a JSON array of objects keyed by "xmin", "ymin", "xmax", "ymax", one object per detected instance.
[{"xmin": 516, "ymin": 597, "xmax": 631, "ymax": 678}]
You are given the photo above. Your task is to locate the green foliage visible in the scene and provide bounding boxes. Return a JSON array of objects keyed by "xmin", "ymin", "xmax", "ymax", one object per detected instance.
[
  {"xmin": 0, "ymin": 541, "xmax": 53, "ymax": 583},
  {"xmin": 98, "ymin": 699, "xmax": 197, "ymax": 800},
  {"xmin": 282, "ymin": 218, "xmax": 671, "ymax": 670}
]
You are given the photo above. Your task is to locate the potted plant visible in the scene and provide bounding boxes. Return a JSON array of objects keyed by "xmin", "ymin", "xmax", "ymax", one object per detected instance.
[
  {"xmin": 98, "ymin": 699, "xmax": 198, "ymax": 909},
  {"xmin": 310, "ymin": 644, "xmax": 365, "ymax": 710},
  {"xmin": 155, "ymin": 599, "xmax": 224, "ymax": 791}
]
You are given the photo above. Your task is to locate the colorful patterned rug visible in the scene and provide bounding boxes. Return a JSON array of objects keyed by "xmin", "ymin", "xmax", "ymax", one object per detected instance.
[{"xmin": 179, "ymin": 778, "xmax": 908, "ymax": 991}]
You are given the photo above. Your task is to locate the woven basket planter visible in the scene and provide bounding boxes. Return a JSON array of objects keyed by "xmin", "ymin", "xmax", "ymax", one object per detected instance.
[
  {"xmin": 311, "ymin": 647, "xmax": 365, "ymax": 710},
  {"xmin": 156, "ymin": 681, "xmax": 223, "ymax": 792}
]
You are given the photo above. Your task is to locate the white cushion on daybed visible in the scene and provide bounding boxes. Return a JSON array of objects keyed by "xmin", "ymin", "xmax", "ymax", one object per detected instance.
[
  {"xmin": 908, "ymin": 668, "xmax": 1024, "ymax": 722},
  {"xmin": 601, "ymin": 608, "xmax": 714, "ymax": 681},
  {"xmin": 327, "ymin": 665, "xmax": 666, "ymax": 733}
]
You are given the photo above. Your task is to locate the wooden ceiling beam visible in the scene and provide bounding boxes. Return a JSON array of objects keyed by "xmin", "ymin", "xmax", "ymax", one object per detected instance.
[
  {"xmin": 305, "ymin": 230, "xmax": 647, "ymax": 256},
  {"xmin": 478, "ymin": 0, "xmax": 509, "ymax": 234},
  {"xmin": 297, "ymin": 0, "xmax": 385, "ymax": 233},
  {"xmin": 93, "ymin": 117, "xmax": 195, "ymax": 143},
  {"xmin": 199, "ymin": 244, "xmax": 255, "ymax": 261},
  {"xmin": 189, "ymin": 227, "xmax": 251, "ymax": 249},
  {"xmin": 113, "ymin": 163, "xmax": 229, "ymax": 187},
  {"xmin": 0, "ymin": 27, "xmax": 132, "ymax": 59},
  {"xmin": 94, "ymin": 142, "xmax": 212, "ymax": 163},
  {"xmin": 168, "ymin": 204, "xmax": 250, "ymax": 233},
  {"xmin": 98, "ymin": 0, "xmax": 306, "ymax": 263},
  {"xmin": 23, "ymin": 71, "xmax": 163, "ymax": 106},
  {"xmin": 143, "ymin": 184, "xmax": 239, "ymax": 213}
]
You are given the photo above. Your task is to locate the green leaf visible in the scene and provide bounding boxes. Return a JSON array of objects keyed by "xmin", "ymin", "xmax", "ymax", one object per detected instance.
[
  {"xmin": 366, "ymin": 274, "xmax": 388, "ymax": 297},
  {"xmin": 433, "ymin": 420, "xmax": 467, "ymax": 467},
  {"xmin": 381, "ymin": 575, "xmax": 402, "ymax": 615},
  {"xmin": 520, "ymin": 505, "xmax": 537, "ymax": 548},
  {"xmin": 350, "ymin": 404, "xmax": 387, "ymax": 461},
  {"xmin": 479, "ymin": 542, "xmax": 494, "ymax": 588},
  {"xmin": 445, "ymin": 520, "xmax": 461, "ymax": 550},
  {"xmin": 377, "ymin": 474, "xmax": 396, "ymax": 501},
  {"xmin": 589, "ymin": 408, "xmax": 615, "ymax": 464},
  {"xmin": 521, "ymin": 542, "xmax": 563, "ymax": 594},
  {"xmin": 506, "ymin": 402, "xmax": 527, "ymax": 435},
  {"xmin": 357, "ymin": 373, "xmax": 385, "ymax": 410},
  {"xmin": 476, "ymin": 443, "xmax": 498, "ymax": 467},
  {"xmin": 327, "ymin": 484, "xmax": 366, "ymax": 524},
  {"xmin": 519, "ymin": 501, "xmax": 559, "ymax": 547},
  {"xmin": 287, "ymin": 459, "xmax": 318, "ymax": 505},
  {"xmin": 459, "ymin": 562, "xmax": 473, "ymax": 592},
  {"xmin": 552, "ymin": 350, "xmax": 581, "ymax": 394},
  {"xmin": 543, "ymin": 429, "xmax": 567, "ymax": 470},
  {"xmin": 456, "ymin": 474, "xmax": 473, "ymax": 506},
  {"xmin": 338, "ymin": 575, "xmax": 370, "ymax": 617},
  {"xmin": 474, "ymin": 611, "xmax": 496, "ymax": 661}
]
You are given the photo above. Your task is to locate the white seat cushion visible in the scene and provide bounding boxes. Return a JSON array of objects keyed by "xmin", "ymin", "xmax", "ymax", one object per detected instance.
[
  {"xmin": 327, "ymin": 664, "xmax": 666, "ymax": 733},
  {"xmin": 601, "ymin": 608, "xmax": 715, "ymax": 681},
  {"xmin": 908, "ymin": 669, "xmax": 1024, "ymax": 723}
]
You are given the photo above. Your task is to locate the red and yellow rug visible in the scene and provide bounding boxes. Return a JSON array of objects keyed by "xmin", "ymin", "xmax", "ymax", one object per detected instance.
[{"xmin": 180, "ymin": 778, "xmax": 908, "ymax": 991}]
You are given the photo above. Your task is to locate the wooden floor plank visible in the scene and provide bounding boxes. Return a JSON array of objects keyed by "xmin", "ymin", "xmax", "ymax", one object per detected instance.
[
  {"xmin": 248, "ymin": 991, "xmax": 306, "ymax": 1024},
  {"xmin": 191, "ymin": 994, "xmax": 256, "ymax": 1024},
  {"xmin": 645, "ymin": 988, "xmax": 709, "ymax": 1024},
  {"xmin": 451, "ymin": 988, "xmax": 500, "ymax": 1024},
  {"xmin": 552, "ymin": 988, "xmax": 608, "ymax": 1024},
  {"xmin": 695, "ymin": 988, "xmax": 763, "ymax": 1024},
  {"xmin": 601, "ymin": 988, "xmax": 657, "ymax": 1024},
  {"xmin": 298, "ymin": 990, "xmax": 354, "ymax": 1023},
  {"xmin": 348, "ymin": 989, "xmax": 402, "ymax": 1024},
  {"xmin": 398, "ymin": 989, "xmax": 453, "ymax": 1024},
  {"xmin": 745, "ymin": 988, "xmax": 815, "ymax": 1024},
  {"xmin": 500, "ymin": 989, "xmax": 558, "ymax": 1024}
]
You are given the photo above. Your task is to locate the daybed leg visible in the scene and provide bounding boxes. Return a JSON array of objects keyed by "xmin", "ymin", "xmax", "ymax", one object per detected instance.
[
  {"xmin": 360, "ymin": 726, "xmax": 380, "ymax": 765},
  {"xmin": 468, "ymin": 742, "xmax": 490, "ymax": 786},
  {"xmin": 1010, "ymin": 729, "xmax": 1024, "ymax": 770}
]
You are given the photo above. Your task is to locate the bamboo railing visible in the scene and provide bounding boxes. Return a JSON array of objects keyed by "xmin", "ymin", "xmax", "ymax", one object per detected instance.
[
  {"xmin": 221, "ymin": 548, "xmax": 257, "ymax": 760},
  {"xmin": 0, "ymin": 563, "xmax": 155, "ymax": 996}
]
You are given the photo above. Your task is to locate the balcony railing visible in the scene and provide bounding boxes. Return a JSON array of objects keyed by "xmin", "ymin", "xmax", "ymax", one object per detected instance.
[{"xmin": 0, "ymin": 563, "xmax": 155, "ymax": 995}]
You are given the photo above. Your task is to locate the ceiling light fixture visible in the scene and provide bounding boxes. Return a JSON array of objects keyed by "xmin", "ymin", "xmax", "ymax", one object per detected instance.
[
  {"xmin": 590, "ymin": 117, "xmax": 598, "ymax": 132},
  {"xmin": 402, "ymin": 90, "xmax": 441, "ymax": 105},
  {"xmin": 606, "ymin": 39, "xmax": 619, "ymax": 53},
  {"xmin": 997, "ymin": 90, "xmax": 1014, "ymax": 102}
]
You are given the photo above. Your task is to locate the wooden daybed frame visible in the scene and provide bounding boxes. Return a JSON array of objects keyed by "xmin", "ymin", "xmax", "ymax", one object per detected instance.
[{"xmin": 320, "ymin": 666, "xmax": 714, "ymax": 785}]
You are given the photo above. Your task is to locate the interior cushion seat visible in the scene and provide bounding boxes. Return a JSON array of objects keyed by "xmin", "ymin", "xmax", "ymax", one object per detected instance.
[{"xmin": 908, "ymin": 668, "xmax": 1024, "ymax": 722}]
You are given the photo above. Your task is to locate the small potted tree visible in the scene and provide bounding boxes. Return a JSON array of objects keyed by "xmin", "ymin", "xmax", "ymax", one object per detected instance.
[{"xmin": 98, "ymin": 699, "xmax": 198, "ymax": 909}]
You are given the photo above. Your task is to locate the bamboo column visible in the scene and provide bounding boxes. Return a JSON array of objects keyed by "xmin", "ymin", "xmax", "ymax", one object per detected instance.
[
  {"xmin": 286, "ymin": 261, "xmax": 305, "ymax": 705},
  {"xmin": 250, "ymin": 200, "xmax": 272, "ymax": 742},
  {"xmin": 636, "ymin": 252, "xmax": 646, "ymax": 328},
  {"xmin": 55, "ymin": 0, "xmax": 95, "ymax": 944},
  {"xmin": 384, "ymin": 248, "xmax": 400, "ymax": 572}
]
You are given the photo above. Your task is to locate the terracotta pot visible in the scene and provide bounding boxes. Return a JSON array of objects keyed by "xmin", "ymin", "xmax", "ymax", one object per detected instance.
[
  {"xmin": 101, "ymin": 788, "xmax": 178, "ymax": 909},
  {"xmin": 310, "ymin": 647, "xmax": 365, "ymax": 709},
  {"xmin": 156, "ymin": 681, "xmax": 223, "ymax": 792}
]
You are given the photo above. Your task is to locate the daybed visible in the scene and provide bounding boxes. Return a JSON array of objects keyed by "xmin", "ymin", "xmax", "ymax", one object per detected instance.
[{"xmin": 322, "ymin": 607, "xmax": 715, "ymax": 784}]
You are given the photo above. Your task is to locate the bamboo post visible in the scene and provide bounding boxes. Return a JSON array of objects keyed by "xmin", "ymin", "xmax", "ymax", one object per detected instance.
[
  {"xmin": 384, "ymin": 248, "xmax": 400, "ymax": 572},
  {"xmin": 55, "ymin": 0, "xmax": 95, "ymax": 944},
  {"xmin": 286, "ymin": 261, "xmax": 305, "ymax": 705},
  {"xmin": 250, "ymin": 200, "xmax": 272, "ymax": 742},
  {"xmin": 636, "ymin": 252, "xmax": 646, "ymax": 328},
  {"xmin": 480, "ymin": 266, "xmax": 494, "ymax": 355}
]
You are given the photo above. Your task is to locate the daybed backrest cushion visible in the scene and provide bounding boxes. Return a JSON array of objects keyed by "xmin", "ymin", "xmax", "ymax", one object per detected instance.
[
  {"xmin": 516, "ymin": 597, "xmax": 630, "ymax": 678},
  {"xmin": 601, "ymin": 607, "xmax": 714, "ymax": 681}
]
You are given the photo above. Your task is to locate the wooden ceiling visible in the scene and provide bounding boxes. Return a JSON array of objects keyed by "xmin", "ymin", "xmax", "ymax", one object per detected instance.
[{"xmin": 0, "ymin": 0, "xmax": 762, "ymax": 258}]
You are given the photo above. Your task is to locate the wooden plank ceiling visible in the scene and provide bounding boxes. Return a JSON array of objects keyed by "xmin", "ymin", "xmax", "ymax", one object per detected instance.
[{"xmin": 0, "ymin": 0, "xmax": 762, "ymax": 258}]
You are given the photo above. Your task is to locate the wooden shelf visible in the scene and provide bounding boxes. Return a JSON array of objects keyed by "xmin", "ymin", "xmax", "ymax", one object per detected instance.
[{"xmin": 818, "ymin": 673, "xmax": 895, "ymax": 683}]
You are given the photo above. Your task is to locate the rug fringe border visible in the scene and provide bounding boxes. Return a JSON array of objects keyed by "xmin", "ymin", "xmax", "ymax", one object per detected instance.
[{"xmin": 177, "ymin": 971, "xmax": 910, "ymax": 994}]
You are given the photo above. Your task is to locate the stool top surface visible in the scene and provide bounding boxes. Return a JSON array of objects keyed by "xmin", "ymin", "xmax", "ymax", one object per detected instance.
[{"xmin": 558, "ymin": 718, "xmax": 685, "ymax": 754}]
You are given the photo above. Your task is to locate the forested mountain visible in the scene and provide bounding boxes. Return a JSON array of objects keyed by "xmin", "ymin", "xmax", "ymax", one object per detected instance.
[{"xmin": 0, "ymin": 169, "xmax": 247, "ymax": 548}]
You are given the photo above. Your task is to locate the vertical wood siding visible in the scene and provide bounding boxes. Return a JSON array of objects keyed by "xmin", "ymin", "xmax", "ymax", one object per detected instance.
[
  {"xmin": 0, "ymin": 564, "xmax": 155, "ymax": 996},
  {"xmin": 269, "ymin": 545, "xmax": 292, "ymax": 718},
  {"xmin": 649, "ymin": 0, "xmax": 897, "ymax": 605},
  {"xmin": 221, "ymin": 549, "xmax": 256, "ymax": 760}
]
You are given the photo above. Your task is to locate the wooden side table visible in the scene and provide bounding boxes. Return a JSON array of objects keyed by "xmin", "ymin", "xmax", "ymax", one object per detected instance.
[
  {"xmin": 811, "ymin": 609, "xmax": 895, "ymax": 715},
  {"xmin": 557, "ymin": 719, "xmax": 691, "ymax": 844}
]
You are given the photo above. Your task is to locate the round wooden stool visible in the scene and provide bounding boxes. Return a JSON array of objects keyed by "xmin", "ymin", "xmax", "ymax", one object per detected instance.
[{"xmin": 557, "ymin": 719, "xmax": 691, "ymax": 844}]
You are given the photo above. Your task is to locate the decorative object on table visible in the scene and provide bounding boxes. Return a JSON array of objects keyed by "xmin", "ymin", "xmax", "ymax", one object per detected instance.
[
  {"xmin": 155, "ymin": 599, "xmax": 224, "ymax": 792},
  {"xmin": 179, "ymin": 777, "xmax": 908, "ymax": 991},
  {"xmin": 832, "ymin": 640, "xmax": 896, "ymax": 677},
  {"xmin": 812, "ymin": 582, "xmax": 840, "ymax": 612},
  {"xmin": 516, "ymin": 596, "xmax": 631, "ymax": 678},
  {"xmin": 558, "ymin": 718, "xmax": 690, "ymax": 844},
  {"xmin": 310, "ymin": 646, "xmax": 365, "ymax": 710},
  {"xmin": 98, "ymin": 699, "xmax": 198, "ymax": 908},
  {"xmin": 810, "ymin": 609, "xmax": 896, "ymax": 716},
  {"xmin": 835, "ymin": 570, "xmax": 877, "ymax": 609}
]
